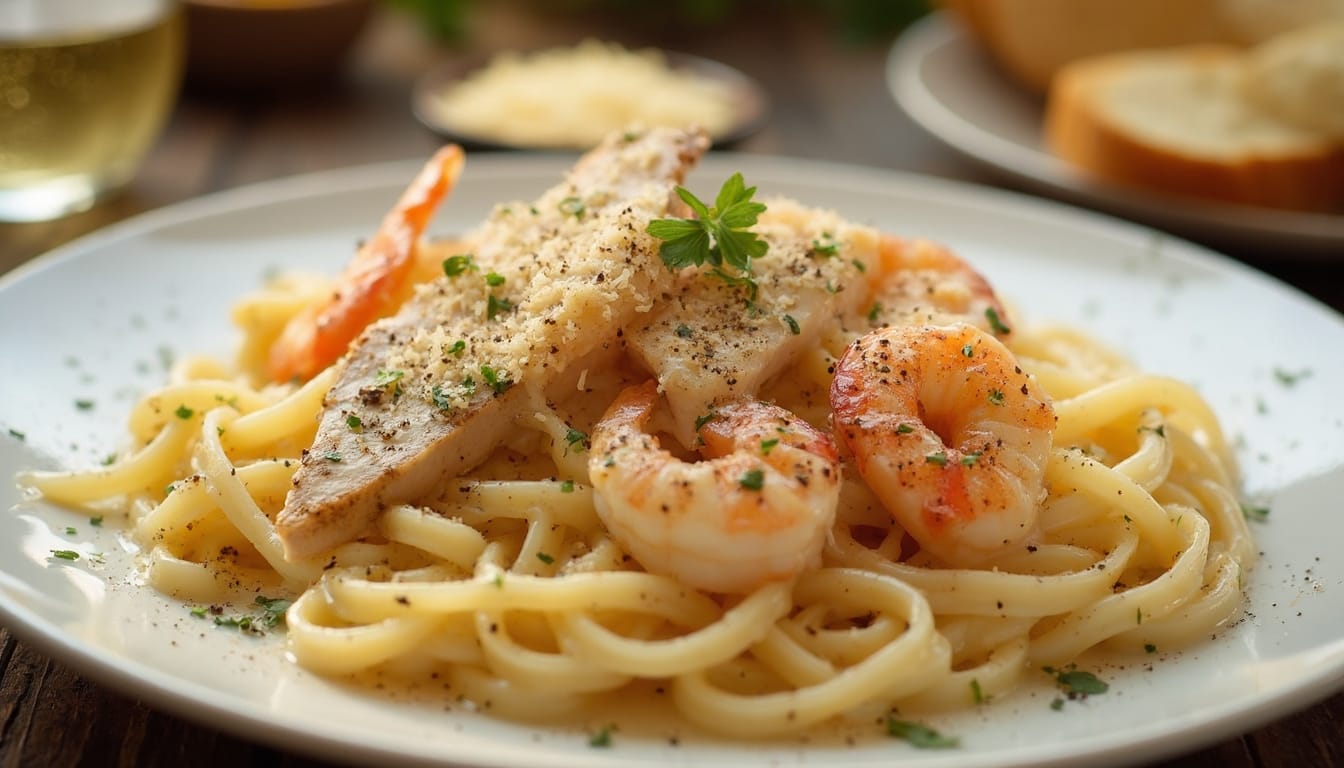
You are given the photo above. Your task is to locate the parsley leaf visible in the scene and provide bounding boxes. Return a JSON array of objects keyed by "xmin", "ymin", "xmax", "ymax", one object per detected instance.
[
  {"xmin": 588, "ymin": 725, "xmax": 614, "ymax": 748},
  {"xmin": 739, "ymin": 468, "xmax": 765, "ymax": 491},
  {"xmin": 442, "ymin": 254, "xmax": 477, "ymax": 277},
  {"xmin": 373, "ymin": 369, "xmax": 404, "ymax": 388},
  {"xmin": 564, "ymin": 428, "xmax": 589, "ymax": 453},
  {"xmin": 885, "ymin": 718, "xmax": 959, "ymax": 749},
  {"xmin": 1047, "ymin": 665, "xmax": 1110, "ymax": 697},
  {"xmin": 646, "ymin": 173, "xmax": 768, "ymax": 292},
  {"xmin": 1241, "ymin": 503, "xmax": 1270, "ymax": 523}
]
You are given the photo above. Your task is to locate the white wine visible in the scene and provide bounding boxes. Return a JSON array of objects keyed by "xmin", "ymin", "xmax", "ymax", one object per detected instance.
[{"xmin": 0, "ymin": 3, "xmax": 182, "ymax": 221}]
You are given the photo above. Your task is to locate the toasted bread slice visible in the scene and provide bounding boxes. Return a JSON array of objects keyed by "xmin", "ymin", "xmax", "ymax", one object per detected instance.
[
  {"xmin": 1244, "ymin": 22, "xmax": 1344, "ymax": 139},
  {"xmin": 1044, "ymin": 45, "xmax": 1344, "ymax": 212}
]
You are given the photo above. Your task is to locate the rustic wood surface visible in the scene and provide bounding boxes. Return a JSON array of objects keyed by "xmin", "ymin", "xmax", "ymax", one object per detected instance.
[{"xmin": 2, "ymin": 5, "xmax": 1341, "ymax": 767}]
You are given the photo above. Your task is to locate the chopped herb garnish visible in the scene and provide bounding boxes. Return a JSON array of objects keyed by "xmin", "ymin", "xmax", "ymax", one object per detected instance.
[
  {"xmin": 89, "ymin": 515, "xmax": 103, "ymax": 527},
  {"xmin": 448, "ymin": 339, "xmax": 466, "ymax": 357},
  {"xmin": 1145, "ymin": 643, "xmax": 1158, "ymax": 654},
  {"xmin": 536, "ymin": 552, "xmax": 555, "ymax": 565},
  {"xmin": 442, "ymin": 254, "xmax": 477, "ymax": 277},
  {"xmin": 1048, "ymin": 665, "xmax": 1109, "ymax": 696},
  {"xmin": 431, "ymin": 384, "xmax": 453, "ymax": 411},
  {"xmin": 760, "ymin": 438, "xmax": 779, "ymax": 455},
  {"xmin": 461, "ymin": 375, "xmax": 476, "ymax": 394},
  {"xmin": 346, "ymin": 414, "xmax": 363, "ymax": 431},
  {"xmin": 1241, "ymin": 503, "xmax": 1270, "ymax": 523},
  {"xmin": 970, "ymin": 679, "xmax": 984, "ymax": 705},
  {"xmin": 486, "ymin": 294, "xmax": 514, "ymax": 320},
  {"xmin": 7, "ymin": 428, "xmax": 24, "ymax": 441},
  {"xmin": 646, "ymin": 172, "xmax": 767, "ymax": 299},
  {"xmin": 1136, "ymin": 607, "xmax": 1143, "ymax": 625},
  {"xmin": 674, "ymin": 323, "xmax": 693, "ymax": 338},
  {"xmin": 164, "ymin": 483, "xmax": 176, "ymax": 495},
  {"xmin": 867, "ymin": 302, "xmax": 883, "ymax": 323},
  {"xmin": 809, "ymin": 233, "xmax": 839, "ymax": 258},
  {"xmin": 174, "ymin": 404, "xmax": 194, "ymax": 420},
  {"xmin": 960, "ymin": 451, "xmax": 982, "ymax": 467},
  {"xmin": 64, "ymin": 526, "xmax": 76, "ymax": 535},
  {"xmin": 373, "ymin": 369, "xmax": 404, "ymax": 388},
  {"xmin": 1050, "ymin": 697, "xmax": 1065, "ymax": 711},
  {"xmin": 588, "ymin": 726, "xmax": 614, "ymax": 748},
  {"xmin": 480, "ymin": 365, "xmax": 512, "ymax": 395},
  {"xmin": 926, "ymin": 451, "xmax": 948, "ymax": 466},
  {"xmin": 985, "ymin": 307, "xmax": 1012, "ymax": 335},
  {"xmin": 322, "ymin": 451, "xmax": 343, "ymax": 462},
  {"xmin": 559, "ymin": 196, "xmax": 585, "ymax": 219},
  {"xmin": 739, "ymin": 468, "xmax": 765, "ymax": 491},
  {"xmin": 101, "ymin": 453, "xmax": 117, "ymax": 466},
  {"xmin": 885, "ymin": 719, "xmax": 959, "ymax": 749},
  {"xmin": 189, "ymin": 605, "xmax": 209, "ymax": 618},
  {"xmin": 484, "ymin": 271, "xmax": 506, "ymax": 287},
  {"xmin": 694, "ymin": 410, "xmax": 717, "ymax": 432},
  {"xmin": 50, "ymin": 549, "xmax": 80, "ymax": 561},
  {"xmin": 209, "ymin": 599, "xmax": 288, "ymax": 636},
  {"xmin": 493, "ymin": 572, "xmax": 505, "ymax": 588},
  {"xmin": 988, "ymin": 389, "xmax": 1005, "ymax": 406},
  {"xmin": 851, "ymin": 258, "xmax": 867, "ymax": 273},
  {"xmin": 896, "ymin": 423, "xmax": 914, "ymax": 434},
  {"xmin": 1272, "ymin": 367, "xmax": 1311, "ymax": 386},
  {"xmin": 961, "ymin": 344, "xmax": 974, "ymax": 358},
  {"xmin": 254, "ymin": 595, "xmax": 291, "ymax": 629},
  {"xmin": 74, "ymin": 399, "xmax": 95, "ymax": 411},
  {"xmin": 560, "ymin": 479, "xmax": 575, "ymax": 493},
  {"xmin": 564, "ymin": 428, "xmax": 589, "ymax": 453},
  {"xmin": 783, "ymin": 314, "xmax": 800, "ymax": 335}
]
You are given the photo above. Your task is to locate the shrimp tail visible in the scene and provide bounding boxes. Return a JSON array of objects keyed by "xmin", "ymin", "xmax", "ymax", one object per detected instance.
[{"xmin": 267, "ymin": 144, "xmax": 466, "ymax": 383}]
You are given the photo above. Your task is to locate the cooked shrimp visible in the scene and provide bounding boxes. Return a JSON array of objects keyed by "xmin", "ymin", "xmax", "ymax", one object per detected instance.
[
  {"xmin": 588, "ymin": 381, "xmax": 842, "ymax": 594},
  {"xmin": 831, "ymin": 323, "xmax": 1055, "ymax": 566},
  {"xmin": 846, "ymin": 235, "xmax": 1012, "ymax": 338},
  {"xmin": 267, "ymin": 144, "xmax": 466, "ymax": 383}
]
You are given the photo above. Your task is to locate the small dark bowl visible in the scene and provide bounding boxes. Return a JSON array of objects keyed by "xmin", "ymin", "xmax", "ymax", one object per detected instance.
[
  {"xmin": 183, "ymin": 0, "xmax": 373, "ymax": 94},
  {"xmin": 412, "ymin": 49, "xmax": 771, "ymax": 151}
]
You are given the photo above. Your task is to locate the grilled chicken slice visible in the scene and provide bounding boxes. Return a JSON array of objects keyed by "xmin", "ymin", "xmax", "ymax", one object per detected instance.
[
  {"xmin": 277, "ymin": 126, "xmax": 710, "ymax": 560},
  {"xmin": 627, "ymin": 198, "xmax": 877, "ymax": 446}
]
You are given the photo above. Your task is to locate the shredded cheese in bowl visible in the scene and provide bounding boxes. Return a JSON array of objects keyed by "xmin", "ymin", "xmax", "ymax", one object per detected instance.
[{"xmin": 421, "ymin": 39, "xmax": 745, "ymax": 148}]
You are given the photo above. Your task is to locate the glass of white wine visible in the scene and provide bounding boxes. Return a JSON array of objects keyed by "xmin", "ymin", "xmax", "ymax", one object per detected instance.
[{"xmin": 0, "ymin": 0, "xmax": 182, "ymax": 222}]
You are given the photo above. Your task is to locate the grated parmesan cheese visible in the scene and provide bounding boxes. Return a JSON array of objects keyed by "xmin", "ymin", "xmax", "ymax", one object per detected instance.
[{"xmin": 426, "ymin": 39, "xmax": 740, "ymax": 148}]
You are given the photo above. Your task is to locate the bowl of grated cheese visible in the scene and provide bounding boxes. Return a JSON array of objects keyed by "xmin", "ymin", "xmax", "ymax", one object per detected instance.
[{"xmin": 412, "ymin": 39, "xmax": 769, "ymax": 150}]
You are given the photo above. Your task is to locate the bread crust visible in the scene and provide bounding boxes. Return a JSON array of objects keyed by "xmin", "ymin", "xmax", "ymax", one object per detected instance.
[
  {"xmin": 945, "ymin": 0, "xmax": 1228, "ymax": 92},
  {"xmin": 1044, "ymin": 48, "xmax": 1344, "ymax": 212}
]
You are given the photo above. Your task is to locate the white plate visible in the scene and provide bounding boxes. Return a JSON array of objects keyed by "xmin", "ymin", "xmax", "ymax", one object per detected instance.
[
  {"xmin": 886, "ymin": 13, "xmax": 1344, "ymax": 258},
  {"xmin": 3, "ymin": 154, "xmax": 1344, "ymax": 768}
]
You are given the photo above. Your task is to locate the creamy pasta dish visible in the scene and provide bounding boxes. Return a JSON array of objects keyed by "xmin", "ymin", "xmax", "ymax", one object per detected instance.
[{"xmin": 21, "ymin": 127, "xmax": 1253, "ymax": 740}]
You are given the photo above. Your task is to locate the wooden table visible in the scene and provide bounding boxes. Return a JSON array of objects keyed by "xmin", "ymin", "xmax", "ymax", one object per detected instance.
[{"xmin": 2, "ymin": 5, "xmax": 1341, "ymax": 767}]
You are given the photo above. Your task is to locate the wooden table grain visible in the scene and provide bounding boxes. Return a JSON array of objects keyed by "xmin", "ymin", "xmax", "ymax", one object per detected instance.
[{"xmin": 2, "ymin": 5, "xmax": 1342, "ymax": 767}]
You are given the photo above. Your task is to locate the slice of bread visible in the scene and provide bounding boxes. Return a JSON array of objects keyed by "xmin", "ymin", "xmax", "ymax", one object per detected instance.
[
  {"xmin": 1244, "ymin": 22, "xmax": 1344, "ymax": 139},
  {"xmin": 943, "ymin": 0, "xmax": 1230, "ymax": 92},
  {"xmin": 1044, "ymin": 45, "xmax": 1344, "ymax": 212}
]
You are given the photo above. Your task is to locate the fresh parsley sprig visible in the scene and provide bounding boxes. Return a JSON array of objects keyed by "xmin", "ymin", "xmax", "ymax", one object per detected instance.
[{"xmin": 646, "ymin": 173, "xmax": 768, "ymax": 300}]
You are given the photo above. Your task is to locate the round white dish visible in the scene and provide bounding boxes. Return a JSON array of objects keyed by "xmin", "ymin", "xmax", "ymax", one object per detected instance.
[
  {"xmin": 886, "ymin": 13, "xmax": 1344, "ymax": 258},
  {"xmin": 412, "ymin": 50, "xmax": 769, "ymax": 151},
  {"xmin": 2, "ymin": 154, "xmax": 1343, "ymax": 768}
]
